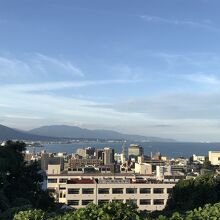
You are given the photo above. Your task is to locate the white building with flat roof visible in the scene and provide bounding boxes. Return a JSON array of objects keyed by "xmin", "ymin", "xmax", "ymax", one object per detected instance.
[
  {"xmin": 135, "ymin": 163, "xmax": 152, "ymax": 175},
  {"xmin": 209, "ymin": 151, "xmax": 220, "ymax": 165},
  {"xmin": 56, "ymin": 178, "xmax": 174, "ymax": 211},
  {"xmin": 47, "ymin": 170, "xmax": 176, "ymax": 211}
]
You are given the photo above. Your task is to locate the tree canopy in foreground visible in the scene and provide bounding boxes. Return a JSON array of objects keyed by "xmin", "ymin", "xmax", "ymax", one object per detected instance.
[{"xmin": 13, "ymin": 202, "xmax": 220, "ymax": 220}]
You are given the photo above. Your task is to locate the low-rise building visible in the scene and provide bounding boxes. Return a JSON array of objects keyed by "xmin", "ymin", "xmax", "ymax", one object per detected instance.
[
  {"xmin": 47, "ymin": 170, "xmax": 175, "ymax": 211},
  {"xmin": 209, "ymin": 151, "xmax": 220, "ymax": 165},
  {"xmin": 61, "ymin": 178, "xmax": 174, "ymax": 211},
  {"xmin": 192, "ymin": 154, "xmax": 205, "ymax": 164},
  {"xmin": 135, "ymin": 163, "xmax": 152, "ymax": 175}
]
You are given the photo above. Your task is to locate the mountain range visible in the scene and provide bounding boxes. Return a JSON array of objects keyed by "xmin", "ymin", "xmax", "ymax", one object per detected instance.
[
  {"xmin": 0, "ymin": 124, "xmax": 175, "ymax": 142},
  {"xmin": 0, "ymin": 124, "xmax": 57, "ymax": 141}
]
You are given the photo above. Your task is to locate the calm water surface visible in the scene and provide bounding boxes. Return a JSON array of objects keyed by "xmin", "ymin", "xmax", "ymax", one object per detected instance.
[{"xmin": 27, "ymin": 142, "xmax": 220, "ymax": 158}]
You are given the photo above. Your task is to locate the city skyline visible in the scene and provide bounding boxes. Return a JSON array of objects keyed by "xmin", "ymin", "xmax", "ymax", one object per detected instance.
[{"xmin": 1, "ymin": 0, "xmax": 220, "ymax": 141}]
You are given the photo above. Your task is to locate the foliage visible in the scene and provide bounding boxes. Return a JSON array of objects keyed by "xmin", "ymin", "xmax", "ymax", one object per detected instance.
[
  {"xmin": 0, "ymin": 141, "xmax": 54, "ymax": 219},
  {"xmin": 13, "ymin": 202, "xmax": 220, "ymax": 219},
  {"xmin": 13, "ymin": 209, "xmax": 48, "ymax": 220},
  {"xmin": 1, "ymin": 205, "xmax": 32, "ymax": 220},
  {"xmin": 157, "ymin": 202, "xmax": 220, "ymax": 220},
  {"xmin": 165, "ymin": 174, "xmax": 220, "ymax": 212},
  {"xmin": 59, "ymin": 202, "xmax": 140, "ymax": 220},
  {"xmin": 14, "ymin": 202, "xmax": 140, "ymax": 220}
]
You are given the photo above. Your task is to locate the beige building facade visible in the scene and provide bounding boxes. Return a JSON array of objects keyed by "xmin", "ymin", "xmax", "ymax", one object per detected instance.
[
  {"xmin": 47, "ymin": 170, "xmax": 175, "ymax": 211},
  {"xmin": 209, "ymin": 151, "xmax": 220, "ymax": 165}
]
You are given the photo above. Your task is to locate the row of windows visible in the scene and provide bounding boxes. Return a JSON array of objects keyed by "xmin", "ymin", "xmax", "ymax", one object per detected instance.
[
  {"xmin": 68, "ymin": 188, "xmax": 172, "ymax": 195},
  {"xmin": 67, "ymin": 199, "xmax": 164, "ymax": 206}
]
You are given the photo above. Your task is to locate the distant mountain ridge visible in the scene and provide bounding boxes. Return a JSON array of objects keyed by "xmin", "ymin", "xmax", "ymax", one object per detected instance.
[
  {"xmin": 0, "ymin": 124, "xmax": 57, "ymax": 141},
  {"xmin": 0, "ymin": 124, "xmax": 175, "ymax": 142},
  {"xmin": 28, "ymin": 125, "xmax": 175, "ymax": 142}
]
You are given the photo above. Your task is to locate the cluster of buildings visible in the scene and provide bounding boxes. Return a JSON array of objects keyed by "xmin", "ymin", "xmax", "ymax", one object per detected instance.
[{"xmin": 23, "ymin": 143, "xmax": 220, "ymax": 211}]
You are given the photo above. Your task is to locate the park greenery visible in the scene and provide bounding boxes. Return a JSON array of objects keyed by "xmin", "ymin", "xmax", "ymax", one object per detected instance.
[{"xmin": 2, "ymin": 141, "xmax": 220, "ymax": 219}]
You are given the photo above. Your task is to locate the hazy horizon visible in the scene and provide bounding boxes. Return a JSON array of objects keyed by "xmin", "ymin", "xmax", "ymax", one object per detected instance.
[{"xmin": 1, "ymin": 1, "xmax": 220, "ymax": 142}]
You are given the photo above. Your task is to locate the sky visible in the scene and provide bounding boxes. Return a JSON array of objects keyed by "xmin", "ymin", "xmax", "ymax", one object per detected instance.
[{"xmin": 1, "ymin": 0, "xmax": 220, "ymax": 141}]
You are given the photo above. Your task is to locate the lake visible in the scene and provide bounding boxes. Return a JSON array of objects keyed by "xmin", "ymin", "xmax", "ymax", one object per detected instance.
[{"xmin": 26, "ymin": 141, "xmax": 220, "ymax": 158}]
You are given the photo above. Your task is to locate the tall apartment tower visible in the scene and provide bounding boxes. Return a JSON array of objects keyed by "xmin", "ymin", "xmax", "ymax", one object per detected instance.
[
  {"xmin": 103, "ymin": 147, "xmax": 114, "ymax": 165},
  {"xmin": 121, "ymin": 141, "xmax": 127, "ymax": 163}
]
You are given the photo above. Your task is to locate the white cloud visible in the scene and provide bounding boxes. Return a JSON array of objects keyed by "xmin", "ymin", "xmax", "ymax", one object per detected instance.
[
  {"xmin": 35, "ymin": 53, "xmax": 84, "ymax": 77},
  {"xmin": 4, "ymin": 114, "xmax": 44, "ymax": 120},
  {"xmin": 1, "ymin": 79, "xmax": 140, "ymax": 92},
  {"xmin": 140, "ymin": 15, "xmax": 220, "ymax": 32},
  {"xmin": 2, "ymin": 86, "xmax": 220, "ymax": 141},
  {"xmin": 109, "ymin": 92, "xmax": 220, "ymax": 120},
  {"xmin": 0, "ymin": 54, "xmax": 84, "ymax": 83},
  {"xmin": 182, "ymin": 73, "xmax": 220, "ymax": 85}
]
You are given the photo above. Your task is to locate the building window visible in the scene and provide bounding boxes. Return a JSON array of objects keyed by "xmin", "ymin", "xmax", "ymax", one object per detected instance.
[
  {"xmin": 82, "ymin": 200, "xmax": 93, "ymax": 205},
  {"xmin": 48, "ymin": 178, "xmax": 57, "ymax": 183},
  {"xmin": 153, "ymin": 199, "xmax": 164, "ymax": 205},
  {"xmin": 67, "ymin": 200, "xmax": 79, "ymax": 206},
  {"xmin": 126, "ymin": 188, "xmax": 137, "ymax": 194},
  {"xmin": 98, "ymin": 200, "xmax": 109, "ymax": 205},
  {"xmin": 140, "ymin": 188, "xmax": 151, "ymax": 194},
  {"xmin": 82, "ymin": 188, "xmax": 94, "ymax": 194},
  {"xmin": 153, "ymin": 188, "xmax": 164, "ymax": 194},
  {"xmin": 112, "ymin": 188, "xmax": 124, "ymax": 194},
  {"xmin": 68, "ymin": 188, "xmax": 80, "ymax": 194},
  {"xmin": 98, "ymin": 188, "xmax": 110, "ymax": 194},
  {"xmin": 59, "ymin": 178, "xmax": 67, "ymax": 183},
  {"xmin": 140, "ymin": 199, "xmax": 151, "ymax": 205},
  {"xmin": 59, "ymin": 187, "xmax": 66, "ymax": 190},
  {"xmin": 126, "ymin": 199, "xmax": 137, "ymax": 205}
]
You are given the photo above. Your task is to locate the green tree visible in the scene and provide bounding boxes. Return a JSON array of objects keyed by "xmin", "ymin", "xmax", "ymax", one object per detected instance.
[
  {"xmin": 51, "ymin": 202, "xmax": 140, "ymax": 220},
  {"xmin": 0, "ymin": 141, "xmax": 54, "ymax": 219},
  {"xmin": 13, "ymin": 209, "xmax": 48, "ymax": 220},
  {"xmin": 165, "ymin": 174, "xmax": 220, "ymax": 212}
]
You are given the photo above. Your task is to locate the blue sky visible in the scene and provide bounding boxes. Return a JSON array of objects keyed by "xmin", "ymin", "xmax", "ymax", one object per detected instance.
[{"xmin": 1, "ymin": 0, "xmax": 220, "ymax": 141}]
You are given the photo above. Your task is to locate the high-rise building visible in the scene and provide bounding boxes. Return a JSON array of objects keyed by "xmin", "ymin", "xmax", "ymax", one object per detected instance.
[
  {"xmin": 95, "ymin": 149, "xmax": 104, "ymax": 160},
  {"xmin": 128, "ymin": 144, "xmax": 144, "ymax": 159},
  {"xmin": 121, "ymin": 141, "xmax": 127, "ymax": 163},
  {"xmin": 103, "ymin": 147, "xmax": 114, "ymax": 165}
]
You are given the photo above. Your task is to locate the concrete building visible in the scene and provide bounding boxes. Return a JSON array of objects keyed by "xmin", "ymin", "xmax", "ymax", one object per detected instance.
[
  {"xmin": 114, "ymin": 153, "xmax": 122, "ymax": 163},
  {"xmin": 76, "ymin": 148, "xmax": 86, "ymax": 158},
  {"xmin": 40, "ymin": 152, "xmax": 64, "ymax": 171},
  {"xmin": 103, "ymin": 147, "xmax": 114, "ymax": 165},
  {"xmin": 192, "ymin": 154, "xmax": 205, "ymax": 164},
  {"xmin": 156, "ymin": 165, "xmax": 172, "ymax": 180},
  {"xmin": 47, "ymin": 170, "xmax": 177, "ymax": 211},
  {"xmin": 135, "ymin": 163, "xmax": 152, "ymax": 175},
  {"xmin": 151, "ymin": 152, "xmax": 161, "ymax": 160},
  {"xmin": 128, "ymin": 144, "xmax": 144, "ymax": 159},
  {"xmin": 48, "ymin": 164, "xmax": 61, "ymax": 175},
  {"xmin": 209, "ymin": 151, "xmax": 220, "ymax": 165},
  {"xmin": 68, "ymin": 158, "xmax": 103, "ymax": 170},
  {"xmin": 54, "ymin": 178, "xmax": 174, "ymax": 211},
  {"xmin": 95, "ymin": 149, "xmax": 104, "ymax": 160},
  {"xmin": 76, "ymin": 147, "xmax": 95, "ymax": 159}
]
